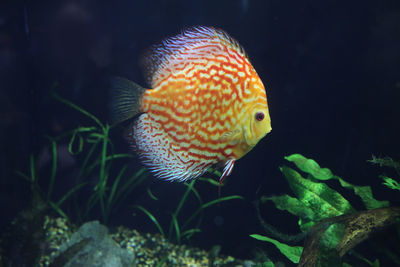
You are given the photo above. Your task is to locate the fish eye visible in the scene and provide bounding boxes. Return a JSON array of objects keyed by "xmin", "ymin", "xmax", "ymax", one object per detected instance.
[{"xmin": 255, "ymin": 112, "xmax": 264, "ymax": 121}]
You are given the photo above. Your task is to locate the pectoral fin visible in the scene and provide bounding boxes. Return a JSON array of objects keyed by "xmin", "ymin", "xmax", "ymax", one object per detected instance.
[{"xmin": 220, "ymin": 128, "xmax": 241, "ymax": 143}]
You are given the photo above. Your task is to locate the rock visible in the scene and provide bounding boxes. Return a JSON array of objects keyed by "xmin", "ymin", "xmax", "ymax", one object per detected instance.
[{"xmin": 50, "ymin": 221, "xmax": 135, "ymax": 267}]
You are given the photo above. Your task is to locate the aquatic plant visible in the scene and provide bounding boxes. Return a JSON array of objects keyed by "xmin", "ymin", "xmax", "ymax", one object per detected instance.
[
  {"xmin": 369, "ymin": 155, "xmax": 400, "ymax": 192},
  {"xmin": 135, "ymin": 177, "xmax": 243, "ymax": 244},
  {"xmin": 251, "ymin": 154, "xmax": 400, "ymax": 267},
  {"xmin": 17, "ymin": 94, "xmax": 148, "ymax": 224},
  {"xmin": 17, "ymin": 93, "xmax": 244, "ymax": 248}
]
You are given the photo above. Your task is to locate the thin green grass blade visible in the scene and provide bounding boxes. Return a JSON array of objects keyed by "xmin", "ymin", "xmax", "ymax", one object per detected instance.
[
  {"xmin": 155, "ymin": 256, "xmax": 168, "ymax": 267},
  {"xmin": 49, "ymin": 201, "xmax": 69, "ymax": 220},
  {"xmin": 85, "ymin": 193, "xmax": 100, "ymax": 217},
  {"xmin": 29, "ymin": 155, "xmax": 36, "ymax": 183},
  {"xmin": 15, "ymin": 170, "xmax": 30, "ymax": 182},
  {"xmin": 47, "ymin": 139, "xmax": 58, "ymax": 201},
  {"xmin": 201, "ymin": 195, "xmax": 244, "ymax": 209},
  {"xmin": 183, "ymin": 195, "xmax": 243, "ymax": 229},
  {"xmin": 68, "ymin": 131, "xmax": 84, "ymax": 155},
  {"xmin": 80, "ymin": 141, "xmax": 100, "ymax": 177},
  {"xmin": 170, "ymin": 180, "xmax": 196, "ymax": 238},
  {"xmin": 106, "ymin": 153, "xmax": 133, "ymax": 160},
  {"xmin": 175, "ymin": 180, "xmax": 196, "ymax": 217},
  {"xmin": 171, "ymin": 213, "xmax": 180, "ymax": 243},
  {"xmin": 206, "ymin": 168, "xmax": 222, "ymax": 177},
  {"xmin": 97, "ymin": 126, "xmax": 109, "ymax": 193},
  {"xmin": 147, "ymin": 188, "xmax": 158, "ymax": 201},
  {"xmin": 135, "ymin": 205, "xmax": 165, "ymax": 237},
  {"xmin": 115, "ymin": 168, "xmax": 147, "ymax": 201},
  {"xmin": 183, "ymin": 182, "xmax": 202, "ymax": 205},
  {"xmin": 198, "ymin": 177, "xmax": 220, "ymax": 187},
  {"xmin": 53, "ymin": 93, "xmax": 104, "ymax": 130},
  {"xmin": 181, "ymin": 228, "xmax": 201, "ymax": 240},
  {"xmin": 107, "ymin": 165, "xmax": 127, "ymax": 207},
  {"xmin": 56, "ymin": 182, "xmax": 87, "ymax": 207},
  {"xmin": 113, "ymin": 176, "xmax": 148, "ymax": 213},
  {"xmin": 86, "ymin": 153, "xmax": 133, "ymax": 175}
]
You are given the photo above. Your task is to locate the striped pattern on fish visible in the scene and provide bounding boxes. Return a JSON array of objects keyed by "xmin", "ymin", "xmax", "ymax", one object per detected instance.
[{"xmin": 111, "ymin": 26, "xmax": 271, "ymax": 185}]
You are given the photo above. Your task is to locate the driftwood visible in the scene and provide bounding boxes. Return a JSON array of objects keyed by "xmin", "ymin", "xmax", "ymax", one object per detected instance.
[{"xmin": 298, "ymin": 207, "xmax": 400, "ymax": 267}]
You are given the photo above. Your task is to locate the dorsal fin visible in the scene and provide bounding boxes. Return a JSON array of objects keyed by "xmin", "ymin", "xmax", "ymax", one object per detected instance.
[{"xmin": 140, "ymin": 26, "xmax": 248, "ymax": 88}]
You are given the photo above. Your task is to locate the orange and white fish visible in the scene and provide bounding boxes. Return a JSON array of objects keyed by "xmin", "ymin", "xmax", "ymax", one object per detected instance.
[{"xmin": 111, "ymin": 26, "xmax": 271, "ymax": 187}]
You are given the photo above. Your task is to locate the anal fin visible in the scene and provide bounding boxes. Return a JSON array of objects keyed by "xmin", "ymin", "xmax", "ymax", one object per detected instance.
[{"xmin": 128, "ymin": 113, "xmax": 215, "ymax": 182}]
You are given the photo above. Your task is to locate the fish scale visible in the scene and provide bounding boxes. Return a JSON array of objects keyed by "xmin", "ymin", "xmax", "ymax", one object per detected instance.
[{"xmin": 111, "ymin": 26, "xmax": 271, "ymax": 185}]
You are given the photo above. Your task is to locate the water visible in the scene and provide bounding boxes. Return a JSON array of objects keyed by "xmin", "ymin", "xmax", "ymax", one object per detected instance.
[{"xmin": 1, "ymin": 0, "xmax": 399, "ymax": 266}]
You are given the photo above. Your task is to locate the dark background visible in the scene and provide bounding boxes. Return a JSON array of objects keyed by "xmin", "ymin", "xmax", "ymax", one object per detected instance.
[{"xmin": 1, "ymin": 0, "xmax": 400, "ymax": 263}]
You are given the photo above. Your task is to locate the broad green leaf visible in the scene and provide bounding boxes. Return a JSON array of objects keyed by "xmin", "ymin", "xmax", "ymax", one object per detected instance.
[
  {"xmin": 372, "ymin": 259, "xmax": 380, "ymax": 267},
  {"xmin": 280, "ymin": 166, "xmax": 355, "ymax": 221},
  {"xmin": 285, "ymin": 154, "xmax": 334, "ymax": 180},
  {"xmin": 337, "ymin": 179, "xmax": 389, "ymax": 209},
  {"xmin": 250, "ymin": 234, "xmax": 303, "ymax": 264},
  {"xmin": 298, "ymin": 219, "xmax": 314, "ymax": 232},
  {"xmin": 257, "ymin": 261, "xmax": 275, "ymax": 267},
  {"xmin": 320, "ymin": 224, "xmax": 344, "ymax": 249},
  {"xmin": 285, "ymin": 154, "xmax": 388, "ymax": 210},
  {"xmin": 261, "ymin": 195, "xmax": 314, "ymax": 221}
]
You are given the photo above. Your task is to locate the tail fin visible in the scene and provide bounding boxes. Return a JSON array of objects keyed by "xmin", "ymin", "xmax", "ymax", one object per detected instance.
[{"xmin": 110, "ymin": 77, "xmax": 147, "ymax": 125}]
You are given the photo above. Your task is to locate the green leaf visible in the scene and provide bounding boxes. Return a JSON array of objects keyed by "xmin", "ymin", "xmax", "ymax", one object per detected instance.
[
  {"xmin": 285, "ymin": 154, "xmax": 334, "ymax": 180},
  {"xmin": 182, "ymin": 195, "xmax": 243, "ymax": 231},
  {"xmin": 201, "ymin": 195, "xmax": 243, "ymax": 209},
  {"xmin": 47, "ymin": 139, "xmax": 58, "ymax": 201},
  {"xmin": 256, "ymin": 261, "xmax": 275, "ymax": 267},
  {"xmin": 285, "ymin": 154, "xmax": 389, "ymax": 210},
  {"xmin": 15, "ymin": 170, "xmax": 30, "ymax": 182},
  {"xmin": 198, "ymin": 177, "xmax": 221, "ymax": 187},
  {"xmin": 261, "ymin": 195, "xmax": 314, "ymax": 221},
  {"xmin": 53, "ymin": 93, "xmax": 104, "ymax": 130},
  {"xmin": 250, "ymin": 234, "xmax": 303, "ymax": 264},
  {"xmin": 320, "ymin": 223, "xmax": 345, "ymax": 249},
  {"xmin": 68, "ymin": 130, "xmax": 84, "ymax": 155},
  {"xmin": 29, "ymin": 155, "xmax": 36, "ymax": 183},
  {"xmin": 337, "ymin": 179, "xmax": 389, "ymax": 209},
  {"xmin": 280, "ymin": 166, "xmax": 355, "ymax": 222},
  {"xmin": 56, "ymin": 182, "xmax": 87, "ymax": 206},
  {"xmin": 147, "ymin": 187, "xmax": 159, "ymax": 201},
  {"xmin": 171, "ymin": 213, "xmax": 181, "ymax": 243},
  {"xmin": 49, "ymin": 201, "xmax": 69, "ymax": 220},
  {"xmin": 181, "ymin": 228, "xmax": 201, "ymax": 240},
  {"xmin": 369, "ymin": 155, "xmax": 400, "ymax": 170},
  {"xmin": 380, "ymin": 175, "xmax": 400, "ymax": 191},
  {"xmin": 108, "ymin": 165, "xmax": 127, "ymax": 207},
  {"xmin": 135, "ymin": 205, "xmax": 165, "ymax": 237}
]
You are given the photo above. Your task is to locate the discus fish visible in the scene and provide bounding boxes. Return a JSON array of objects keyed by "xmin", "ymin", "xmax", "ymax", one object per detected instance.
[{"xmin": 111, "ymin": 26, "xmax": 271, "ymax": 187}]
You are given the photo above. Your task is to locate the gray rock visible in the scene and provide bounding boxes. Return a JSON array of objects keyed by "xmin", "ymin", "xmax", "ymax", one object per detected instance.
[{"xmin": 51, "ymin": 221, "xmax": 135, "ymax": 267}]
